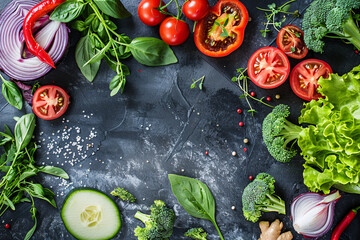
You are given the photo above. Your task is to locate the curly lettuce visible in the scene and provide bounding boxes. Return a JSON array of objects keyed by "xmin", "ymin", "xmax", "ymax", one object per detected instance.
[{"xmin": 298, "ymin": 65, "xmax": 360, "ymax": 194}]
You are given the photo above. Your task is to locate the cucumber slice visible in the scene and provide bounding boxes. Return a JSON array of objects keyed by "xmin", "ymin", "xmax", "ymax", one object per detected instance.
[{"xmin": 61, "ymin": 188, "xmax": 121, "ymax": 240}]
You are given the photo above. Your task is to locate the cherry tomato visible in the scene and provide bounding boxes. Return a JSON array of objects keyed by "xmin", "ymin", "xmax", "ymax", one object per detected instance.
[
  {"xmin": 159, "ymin": 17, "xmax": 190, "ymax": 45},
  {"xmin": 290, "ymin": 59, "xmax": 332, "ymax": 101},
  {"xmin": 194, "ymin": 0, "xmax": 249, "ymax": 57},
  {"xmin": 247, "ymin": 47, "xmax": 290, "ymax": 89},
  {"xmin": 277, "ymin": 25, "xmax": 308, "ymax": 59},
  {"xmin": 138, "ymin": 0, "xmax": 167, "ymax": 26},
  {"xmin": 183, "ymin": 0, "xmax": 210, "ymax": 21},
  {"xmin": 32, "ymin": 85, "xmax": 70, "ymax": 120}
]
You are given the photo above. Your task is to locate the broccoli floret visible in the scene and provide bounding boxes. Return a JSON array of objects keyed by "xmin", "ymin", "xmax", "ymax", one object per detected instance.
[
  {"xmin": 184, "ymin": 228, "xmax": 208, "ymax": 240},
  {"xmin": 242, "ymin": 173, "xmax": 285, "ymax": 223},
  {"xmin": 110, "ymin": 187, "xmax": 136, "ymax": 202},
  {"xmin": 302, "ymin": 0, "xmax": 360, "ymax": 53},
  {"xmin": 262, "ymin": 104, "xmax": 303, "ymax": 163},
  {"xmin": 134, "ymin": 200, "xmax": 175, "ymax": 240}
]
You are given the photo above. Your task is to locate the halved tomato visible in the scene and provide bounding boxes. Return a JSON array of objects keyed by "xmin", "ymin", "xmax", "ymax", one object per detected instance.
[
  {"xmin": 290, "ymin": 59, "xmax": 332, "ymax": 101},
  {"xmin": 247, "ymin": 47, "xmax": 290, "ymax": 89},
  {"xmin": 32, "ymin": 85, "xmax": 70, "ymax": 120},
  {"xmin": 277, "ymin": 25, "xmax": 308, "ymax": 59}
]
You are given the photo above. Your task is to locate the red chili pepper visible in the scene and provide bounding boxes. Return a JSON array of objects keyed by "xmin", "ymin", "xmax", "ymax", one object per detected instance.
[
  {"xmin": 23, "ymin": 0, "xmax": 65, "ymax": 68},
  {"xmin": 331, "ymin": 206, "xmax": 360, "ymax": 240}
]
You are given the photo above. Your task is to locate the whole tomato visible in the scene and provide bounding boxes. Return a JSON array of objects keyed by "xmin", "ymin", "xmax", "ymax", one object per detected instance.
[
  {"xmin": 183, "ymin": 0, "xmax": 209, "ymax": 21},
  {"xmin": 138, "ymin": 0, "xmax": 167, "ymax": 26},
  {"xmin": 159, "ymin": 17, "xmax": 190, "ymax": 45}
]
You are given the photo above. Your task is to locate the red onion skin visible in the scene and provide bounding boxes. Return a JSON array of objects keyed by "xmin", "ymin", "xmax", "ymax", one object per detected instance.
[
  {"xmin": 0, "ymin": 0, "xmax": 68, "ymax": 81},
  {"xmin": 291, "ymin": 191, "xmax": 341, "ymax": 239}
]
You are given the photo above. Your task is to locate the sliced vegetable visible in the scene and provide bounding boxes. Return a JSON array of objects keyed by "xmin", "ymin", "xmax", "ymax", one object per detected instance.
[
  {"xmin": 0, "ymin": 0, "xmax": 68, "ymax": 81},
  {"xmin": 32, "ymin": 85, "xmax": 70, "ymax": 120},
  {"xmin": 331, "ymin": 206, "xmax": 360, "ymax": 240},
  {"xmin": 276, "ymin": 25, "xmax": 308, "ymax": 59},
  {"xmin": 248, "ymin": 47, "xmax": 290, "ymax": 89},
  {"xmin": 183, "ymin": 0, "xmax": 209, "ymax": 21},
  {"xmin": 290, "ymin": 59, "xmax": 332, "ymax": 101},
  {"xmin": 23, "ymin": 0, "xmax": 66, "ymax": 68},
  {"xmin": 138, "ymin": 0, "xmax": 167, "ymax": 26},
  {"xmin": 194, "ymin": 0, "xmax": 249, "ymax": 57},
  {"xmin": 61, "ymin": 188, "xmax": 121, "ymax": 240},
  {"xmin": 291, "ymin": 191, "xmax": 341, "ymax": 238},
  {"xmin": 160, "ymin": 17, "xmax": 190, "ymax": 46}
]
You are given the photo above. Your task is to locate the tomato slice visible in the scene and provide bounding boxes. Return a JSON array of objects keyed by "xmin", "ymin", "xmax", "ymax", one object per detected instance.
[
  {"xmin": 290, "ymin": 59, "xmax": 332, "ymax": 101},
  {"xmin": 247, "ymin": 47, "xmax": 290, "ymax": 89},
  {"xmin": 277, "ymin": 25, "xmax": 308, "ymax": 59},
  {"xmin": 32, "ymin": 85, "xmax": 70, "ymax": 120},
  {"xmin": 194, "ymin": 0, "xmax": 248, "ymax": 57}
]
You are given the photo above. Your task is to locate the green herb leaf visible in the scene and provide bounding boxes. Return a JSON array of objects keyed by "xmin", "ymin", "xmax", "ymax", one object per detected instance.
[
  {"xmin": 19, "ymin": 170, "xmax": 38, "ymax": 182},
  {"xmin": 105, "ymin": 20, "xmax": 117, "ymax": 30},
  {"xmin": 14, "ymin": 114, "xmax": 35, "ymax": 152},
  {"xmin": 83, "ymin": 41, "xmax": 111, "ymax": 67},
  {"xmin": 24, "ymin": 211, "xmax": 37, "ymax": 240},
  {"xmin": 84, "ymin": 13, "xmax": 96, "ymax": 26},
  {"xmin": 71, "ymin": 20, "xmax": 87, "ymax": 32},
  {"xmin": 281, "ymin": 4, "xmax": 291, "ymax": 12},
  {"xmin": 220, "ymin": 28, "xmax": 229, "ymax": 38},
  {"xmin": 169, "ymin": 174, "xmax": 224, "ymax": 240},
  {"xmin": 93, "ymin": 0, "xmax": 131, "ymax": 19},
  {"xmin": 214, "ymin": 21, "xmax": 221, "ymax": 26},
  {"xmin": 75, "ymin": 35, "xmax": 101, "ymax": 82},
  {"xmin": 50, "ymin": 0, "xmax": 86, "ymax": 23},
  {"xmin": 290, "ymin": 46, "xmax": 296, "ymax": 53},
  {"xmin": 231, "ymin": 77, "xmax": 237, "ymax": 82},
  {"xmin": 239, "ymin": 94, "xmax": 246, "ymax": 99},
  {"xmin": 38, "ymin": 166, "xmax": 69, "ymax": 179},
  {"xmin": 129, "ymin": 37, "xmax": 178, "ymax": 66},
  {"xmin": 223, "ymin": 17, "xmax": 229, "ymax": 27},
  {"xmin": 1, "ymin": 76, "xmax": 23, "ymax": 110},
  {"xmin": 3, "ymin": 194, "xmax": 15, "ymax": 210}
]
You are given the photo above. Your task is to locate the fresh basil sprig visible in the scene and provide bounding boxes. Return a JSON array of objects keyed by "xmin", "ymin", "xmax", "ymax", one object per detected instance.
[
  {"xmin": 51, "ymin": 0, "xmax": 178, "ymax": 96},
  {"xmin": 1, "ymin": 74, "xmax": 23, "ymax": 110},
  {"xmin": 0, "ymin": 114, "xmax": 69, "ymax": 240},
  {"xmin": 168, "ymin": 174, "xmax": 224, "ymax": 240}
]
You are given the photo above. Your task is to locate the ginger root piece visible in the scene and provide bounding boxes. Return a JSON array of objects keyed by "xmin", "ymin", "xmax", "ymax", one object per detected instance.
[{"xmin": 258, "ymin": 219, "xmax": 293, "ymax": 240}]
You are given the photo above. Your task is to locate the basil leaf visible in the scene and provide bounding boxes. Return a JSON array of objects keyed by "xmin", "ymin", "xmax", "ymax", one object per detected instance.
[
  {"xmin": 75, "ymin": 35, "xmax": 101, "ymax": 82},
  {"xmin": 83, "ymin": 41, "xmax": 111, "ymax": 67},
  {"xmin": 1, "ymin": 76, "xmax": 23, "ymax": 110},
  {"xmin": 38, "ymin": 166, "xmax": 69, "ymax": 179},
  {"xmin": 109, "ymin": 73, "xmax": 126, "ymax": 96},
  {"xmin": 19, "ymin": 170, "xmax": 38, "ymax": 182},
  {"xmin": 129, "ymin": 37, "xmax": 178, "ymax": 66},
  {"xmin": 168, "ymin": 174, "xmax": 224, "ymax": 240},
  {"xmin": 50, "ymin": 0, "xmax": 86, "ymax": 23},
  {"xmin": 71, "ymin": 20, "xmax": 87, "ymax": 32},
  {"xmin": 15, "ymin": 114, "xmax": 36, "ymax": 152},
  {"xmin": 24, "ymin": 213, "xmax": 37, "ymax": 240},
  {"xmin": 104, "ymin": 56, "xmax": 130, "ymax": 75},
  {"xmin": 93, "ymin": 0, "xmax": 131, "ymax": 19}
]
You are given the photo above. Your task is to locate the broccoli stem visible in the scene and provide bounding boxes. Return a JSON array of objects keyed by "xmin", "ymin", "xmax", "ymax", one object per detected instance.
[
  {"xmin": 261, "ymin": 194, "xmax": 286, "ymax": 215},
  {"xmin": 134, "ymin": 211, "xmax": 150, "ymax": 223},
  {"xmin": 280, "ymin": 119, "xmax": 303, "ymax": 146},
  {"xmin": 342, "ymin": 14, "xmax": 360, "ymax": 51}
]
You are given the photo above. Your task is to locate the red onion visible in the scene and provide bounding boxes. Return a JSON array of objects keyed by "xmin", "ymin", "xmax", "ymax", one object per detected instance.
[
  {"xmin": 0, "ymin": 0, "xmax": 68, "ymax": 81},
  {"xmin": 291, "ymin": 191, "xmax": 341, "ymax": 238}
]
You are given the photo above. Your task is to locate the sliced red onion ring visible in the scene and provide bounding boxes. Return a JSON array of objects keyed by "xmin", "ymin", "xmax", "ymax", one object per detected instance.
[
  {"xmin": 0, "ymin": 0, "xmax": 69, "ymax": 81},
  {"xmin": 291, "ymin": 191, "xmax": 341, "ymax": 238}
]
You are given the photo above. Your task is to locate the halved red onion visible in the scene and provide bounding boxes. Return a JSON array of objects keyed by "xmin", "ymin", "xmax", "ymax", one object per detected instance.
[
  {"xmin": 291, "ymin": 191, "xmax": 341, "ymax": 238},
  {"xmin": 0, "ymin": 0, "xmax": 68, "ymax": 81}
]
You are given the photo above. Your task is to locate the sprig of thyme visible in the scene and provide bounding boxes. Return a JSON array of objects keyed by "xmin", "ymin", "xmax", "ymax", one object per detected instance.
[
  {"xmin": 257, "ymin": 0, "xmax": 300, "ymax": 37},
  {"xmin": 231, "ymin": 68, "xmax": 273, "ymax": 116}
]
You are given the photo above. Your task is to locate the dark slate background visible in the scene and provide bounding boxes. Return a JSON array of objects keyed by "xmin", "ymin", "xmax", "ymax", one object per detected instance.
[{"xmin": 1, "ymin": 0, "xmax": 360, "ymax": 239}]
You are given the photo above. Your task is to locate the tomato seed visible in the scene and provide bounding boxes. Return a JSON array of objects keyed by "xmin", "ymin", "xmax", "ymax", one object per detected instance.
[
  {"xmin": 250, "ymin": 92, "xmax": 255, "ymax": 97},
  {"xmin": 5, "ymin": 224, "xmax": 10, "ymax": 229},
  {"xmin": 239, "ymin": 122, "xmax": 244, "ymax": 127},
  {"xmin": 275, "ymin": 94, "xmax": 281, "ymax": 99},
  {"xmin": 248, "ymin": 175, "xmax": 253, "ymax": 180},
  {"xmin": 237, "ymin": 109, "xmax": 242, "ymax": 114}
]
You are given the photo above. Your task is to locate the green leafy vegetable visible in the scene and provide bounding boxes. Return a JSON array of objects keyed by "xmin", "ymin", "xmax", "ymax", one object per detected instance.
[
  {"xmin": 49, "ymin": 0, "xmax": 86, "ymax": 23},
  {"xmin": 1, "ymin": 75, "xmax": 23, "ymax": 110},
  {"xmin": 129, "ymin": 37, "xmax": 178, "ymax": 66},
  {"xmin": 190, "ymin": 75, "xmax": 205, "ymax": 90},
  {"xmin": 111, "ymin": 187, "xmax": 136, "ymax": 202},
  {"xmin": 93, "ymin": 0, "xmax": 131, "ymax": 19},
  {"xmin": 168, "ymin": 174, "xmax": 224, "ymax": 240},
  {"xmin": 0, "ymin": 114, "xmax": 69, "ymax": 239}
]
